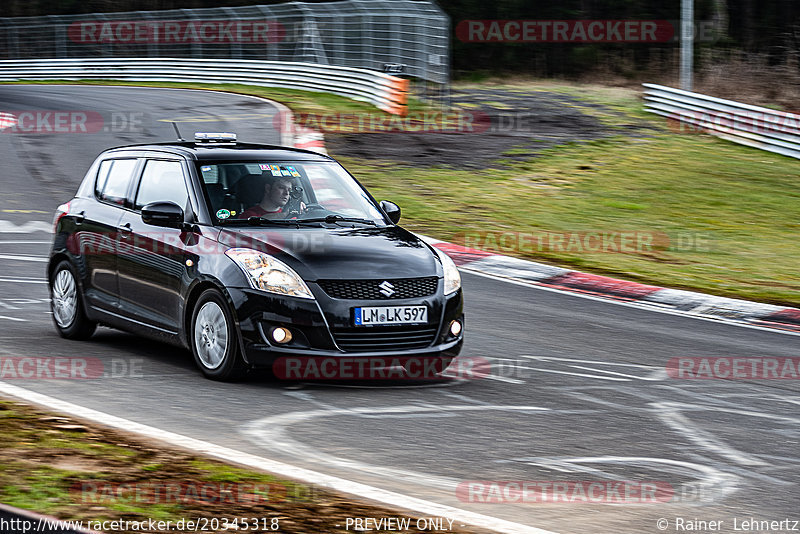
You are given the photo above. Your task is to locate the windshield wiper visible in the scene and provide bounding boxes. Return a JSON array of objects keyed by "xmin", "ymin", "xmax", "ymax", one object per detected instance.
[
  {"xmin": 299, "ymin": 215, "xmax": 377, "ymax": 226},
  {"xmin": 217, "ymin": 217, "xmax": 311, "ymax": 227},
  {"xmin": 220, "ymin": 215, "xmax": 376, "ymax": 227},
  {"xmin": 247, "ymin": 217, "xmax": 297, "ymax": 226},
  {"xmin": 245, "ymin": 216, "xmax": 331, "ymax": 227}
]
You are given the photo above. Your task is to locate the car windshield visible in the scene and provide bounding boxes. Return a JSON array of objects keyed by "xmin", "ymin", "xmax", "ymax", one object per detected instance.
[{"xmin": 197, "ymin": 161, "xmax": 388, "ymax": 225}]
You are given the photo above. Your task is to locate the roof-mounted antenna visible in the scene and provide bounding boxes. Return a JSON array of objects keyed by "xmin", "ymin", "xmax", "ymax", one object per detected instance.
[{"xmin": 170, "ymin": 121, "xmax": 185, "ymax": 142}]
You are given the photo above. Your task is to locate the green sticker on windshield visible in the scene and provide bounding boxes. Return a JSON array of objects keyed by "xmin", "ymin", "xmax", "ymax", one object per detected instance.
[{"xmin": 216, "ymin": 209, "xmax": 231, "ymax": 220}]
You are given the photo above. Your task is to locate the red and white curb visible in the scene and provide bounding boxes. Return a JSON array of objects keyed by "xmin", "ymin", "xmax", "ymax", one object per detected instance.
[
  {"xmin": 421, "ymin": 237, "xmax": 800, "ymax": 334},
  {"xmin": 0, "ymin": 112, "xmax": 18, "ymax": 130},
  {"xmin": 269, "ymin": 105, "xmax": 326, "ymax": 154},
  {"xmin": 292, "ymin": 125, "xmax": 326, "ymax": 153}
]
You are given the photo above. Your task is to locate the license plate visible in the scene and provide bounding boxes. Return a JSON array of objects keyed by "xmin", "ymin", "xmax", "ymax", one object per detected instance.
[{"xmin": 354, "ymin": 305, "xmax": 427, "ymax": 326}]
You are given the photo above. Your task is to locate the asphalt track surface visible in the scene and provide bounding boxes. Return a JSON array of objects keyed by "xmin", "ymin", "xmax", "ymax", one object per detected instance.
[{"xmin": 0, "ymin": 85, "xmax": 799, "ymax": 534}]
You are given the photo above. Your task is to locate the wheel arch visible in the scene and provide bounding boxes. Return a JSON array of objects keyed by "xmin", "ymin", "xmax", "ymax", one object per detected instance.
[
  {"xmin": 183, "ymin": 279, "xmax": 251, "ymax": 366},
  {"xmin": 48, "ymin": 254, "xmax": 97, "ymax": 339},
  {"xmin": 48, "ymin": 253, "xmax": 93, "ymax": 318},
  {"xmin": 47, "ymin": 253, "xmax": 71, "ymax": 285}
]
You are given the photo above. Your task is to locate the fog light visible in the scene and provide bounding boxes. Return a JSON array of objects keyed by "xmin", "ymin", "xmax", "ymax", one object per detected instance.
[
  {"xmin": 449, "ymin": 320, "xmax": 462, "ymax": 337},
  {"xmin": 271, "ymin": 327, "xmax": 293, "ymax": 344}
]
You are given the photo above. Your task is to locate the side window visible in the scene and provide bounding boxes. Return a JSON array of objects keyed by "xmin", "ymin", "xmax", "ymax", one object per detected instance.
[
  {"xmin": 134, "ymin": 160, "xmax": 189, "ymax": 211},
  {"xmin": 95, "ymin": 159, "xmax": 137, "ymax": 206}
]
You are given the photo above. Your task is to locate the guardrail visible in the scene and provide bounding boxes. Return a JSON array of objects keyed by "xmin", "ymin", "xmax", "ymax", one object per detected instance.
[
  {"xmin": 0, "ymin": 58, "xmax": 410, "ymax": 115},
  {"xmin": 643, "ymin": 83, "xmax": 800, "ymax": 159}
]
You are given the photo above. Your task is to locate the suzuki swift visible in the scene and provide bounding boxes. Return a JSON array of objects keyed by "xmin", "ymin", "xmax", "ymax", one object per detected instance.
[{"xmin": 49, "ymin": 133, "xmax": 464, "ymax": 380}]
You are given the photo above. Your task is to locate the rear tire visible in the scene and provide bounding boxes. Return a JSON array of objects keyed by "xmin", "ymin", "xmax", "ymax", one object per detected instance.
[
  {"xmin": 190, "ymin": 289, "xmax": 247, "ymax": 381},
  {"xmin": 50, "ymin": 260, "xmax": 96, "ymax": 340}
]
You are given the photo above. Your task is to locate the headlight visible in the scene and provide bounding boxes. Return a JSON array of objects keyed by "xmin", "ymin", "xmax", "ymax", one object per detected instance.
[
  {"xmin": 225, "ymin": 248, "xmax": 314, "ymax": 299},
  {"xmin": 434, "ymin": 247, "xmax": 461, "ymax": 295}
]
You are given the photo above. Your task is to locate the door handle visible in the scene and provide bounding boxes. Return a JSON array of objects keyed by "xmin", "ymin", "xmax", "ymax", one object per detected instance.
[{"xmin": 118, "ymin": 222, "xmax": 132, "ymax": 236}]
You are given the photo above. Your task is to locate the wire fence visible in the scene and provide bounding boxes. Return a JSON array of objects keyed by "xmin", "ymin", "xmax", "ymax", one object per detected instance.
[{"xmin": 0, "ymin": 0, "xmax": 449, "ymax": 85}]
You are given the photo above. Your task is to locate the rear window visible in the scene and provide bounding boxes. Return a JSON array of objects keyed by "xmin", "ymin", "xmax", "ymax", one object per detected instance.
[{"xmin": 95, "ymin": 159, "xmax": 137, "ymax": 206}]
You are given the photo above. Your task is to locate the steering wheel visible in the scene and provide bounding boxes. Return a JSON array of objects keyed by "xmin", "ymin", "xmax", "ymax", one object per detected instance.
[{"xmin": 303, "ymin": 203, "xmax": 326, "ymax": 213}]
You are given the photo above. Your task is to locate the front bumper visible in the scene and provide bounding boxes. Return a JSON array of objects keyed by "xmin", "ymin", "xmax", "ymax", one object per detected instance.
[{"xmin": 227, "ymin": 283, "xmax": 464, "ymax": 368}]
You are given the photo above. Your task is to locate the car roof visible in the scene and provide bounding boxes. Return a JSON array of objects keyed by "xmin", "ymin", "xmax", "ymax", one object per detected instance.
[{"xmin": 102, "ymin": 142, "xmax": 333, "ymax": 162}]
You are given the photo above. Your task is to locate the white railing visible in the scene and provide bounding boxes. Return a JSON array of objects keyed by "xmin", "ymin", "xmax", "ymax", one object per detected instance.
[
  {"xmin": 643, "ymin": 83, "xmax": 800, "ymax": 159},
  {"xmin": 0, "ymin": 57, "xmax": 409, "ymax": 115},
  {"xmin": 0, "ymin": 1, "xmax": 450, "ymax": 85}
]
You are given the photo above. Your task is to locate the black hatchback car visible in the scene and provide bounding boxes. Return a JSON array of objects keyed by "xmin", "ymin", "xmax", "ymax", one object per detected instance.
[{"xmin": 49, "ymin": 133, "xmax": 464, "ymax": 380}]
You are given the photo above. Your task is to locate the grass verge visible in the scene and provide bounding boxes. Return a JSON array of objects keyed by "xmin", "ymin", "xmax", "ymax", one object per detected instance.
[
  {"xmin": 343, "ymin": 80, "xmax": 800, "ymax": 307},
  {"xmin": 0, "ymin": 398, "xmax": 478, "ymax": 534}
]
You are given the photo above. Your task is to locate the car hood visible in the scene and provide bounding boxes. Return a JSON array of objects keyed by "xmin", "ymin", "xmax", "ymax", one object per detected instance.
[{"xmin": 217, "ymin": 225, "xmax": 441, "ymax": 281}]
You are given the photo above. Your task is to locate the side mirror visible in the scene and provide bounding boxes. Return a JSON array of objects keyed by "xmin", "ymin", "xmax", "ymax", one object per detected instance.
[
  {"xmin": 141, "ymin": 201, "xmax": 185, "ymax": 228},
  {"xmin": 380, "ymin": 200, "xmax": 401, "ymax": 224}
]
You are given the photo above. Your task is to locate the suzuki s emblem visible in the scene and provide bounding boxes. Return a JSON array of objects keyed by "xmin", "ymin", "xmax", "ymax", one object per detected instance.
[{"xmin": 378, "ymin": 281, "xmax": 396, "ymax": 297}]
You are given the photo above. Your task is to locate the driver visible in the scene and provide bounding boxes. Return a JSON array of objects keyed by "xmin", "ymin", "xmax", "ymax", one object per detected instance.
[{"xmin": 240, "ymin": 175, "xmax": 303, "ymax": 219}]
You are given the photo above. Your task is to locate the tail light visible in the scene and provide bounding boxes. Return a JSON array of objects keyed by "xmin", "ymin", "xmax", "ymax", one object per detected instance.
[{"xmin": 53, "ymin": 201, "xmax": 70, "ymax": 233}]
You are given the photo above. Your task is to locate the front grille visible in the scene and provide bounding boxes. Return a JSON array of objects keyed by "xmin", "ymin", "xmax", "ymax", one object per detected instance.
[
  {"xmin": 332, "ymin": 325, "xmax": 439, "ymax": 352},
  {"xmin": 317, "ymin": 277, "xmax": 438, "ymax": 300}
]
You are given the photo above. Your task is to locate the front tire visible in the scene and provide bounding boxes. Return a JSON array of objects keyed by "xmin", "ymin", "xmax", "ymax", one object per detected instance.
[
  {"xmin": 190, "ymin": 289, "xmax": 246, "ymax": 381},
  {"xmin": 50, "ymin": 260, "xmax": 96, "ymax": 340}
]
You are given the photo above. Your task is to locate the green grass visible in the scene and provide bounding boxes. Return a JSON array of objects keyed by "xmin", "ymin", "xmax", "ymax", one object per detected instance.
[
  {"xmin": 188, "ymin": 459, "xmax": 280, "ymax": 484},
  {"xmin": 0, "ymin": 400, "xmax": 424, "ymax": 532},
  {"xmin": 0, "ymin": 400, "xmax": 313, "ymax": 522},
  {"xmin": 1, "ymin": 465, "xmax": 86, "ymax": 513},
  {"xmin": 339, "ymin": 129, "xmax": 800, "ymax": 307}
]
